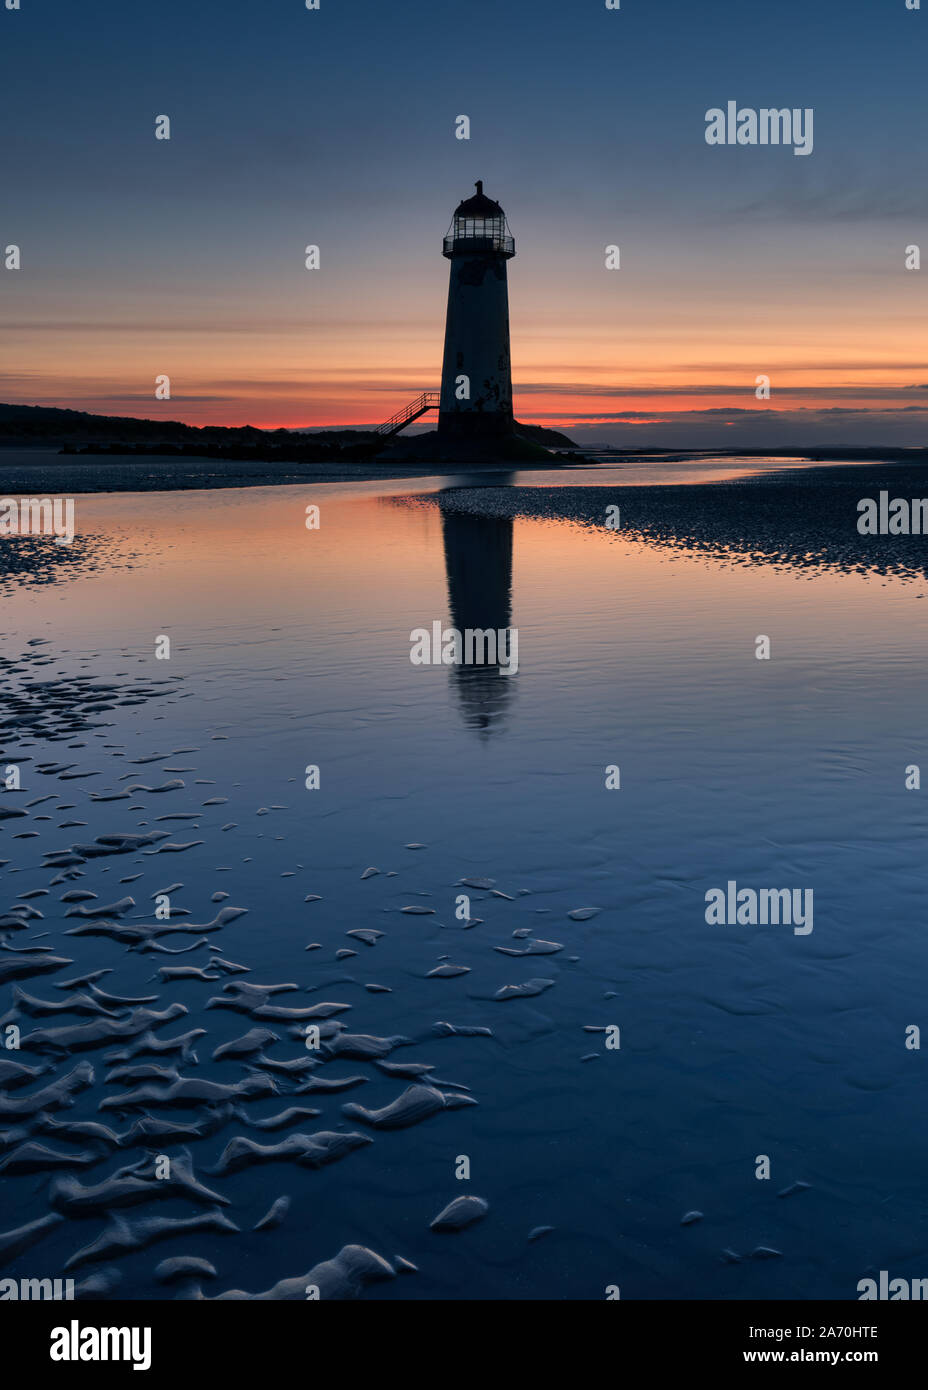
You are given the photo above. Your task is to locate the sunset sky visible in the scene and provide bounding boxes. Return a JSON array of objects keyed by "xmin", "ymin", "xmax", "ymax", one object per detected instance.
[{"xmin": 2, "ymin": 0, "xmax": 926, "ymax": 446}]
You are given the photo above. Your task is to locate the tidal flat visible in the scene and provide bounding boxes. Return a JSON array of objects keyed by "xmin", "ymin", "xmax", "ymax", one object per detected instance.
[{"xmin": 1, "ymin": 462, "xmax": 927, "ymax": 1300}]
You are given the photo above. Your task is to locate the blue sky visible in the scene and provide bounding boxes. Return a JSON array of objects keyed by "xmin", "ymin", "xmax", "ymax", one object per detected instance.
[{"xmin": 2, "ymin": 0, "xmax": 926, "ymax": 444}]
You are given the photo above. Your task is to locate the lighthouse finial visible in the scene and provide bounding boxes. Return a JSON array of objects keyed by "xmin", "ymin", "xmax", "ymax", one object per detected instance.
[{"xmin": 475, "ymin": 180, "xmax": 483, "ymax": 195}]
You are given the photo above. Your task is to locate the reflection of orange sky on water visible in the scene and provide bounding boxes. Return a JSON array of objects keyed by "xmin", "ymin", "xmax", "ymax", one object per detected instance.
[{"xmin": 4, "ymin": 489, "xmax": 920, "ymax": 667}]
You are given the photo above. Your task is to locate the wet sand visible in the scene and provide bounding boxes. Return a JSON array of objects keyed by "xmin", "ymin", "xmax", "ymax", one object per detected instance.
[
  {"xmin": 4, "ymin": 465, "xmax": 928, "ymax": 1300},
  {"xmin": 0, "ymin": 448, "xmax": 559, "ymax": 494},
  {"xmin": 409, "ymin": 462, "xmax": 928, "ymax": 587},
  {"xmin": 0, "ymin": 644, "xmax": 491, "ymax": 1298}
]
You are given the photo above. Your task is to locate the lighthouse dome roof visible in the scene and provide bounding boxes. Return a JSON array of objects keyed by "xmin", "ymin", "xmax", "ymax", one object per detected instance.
[{"xmin": 454, "ymin": 181, "xmax": 504, "ymax": 217}]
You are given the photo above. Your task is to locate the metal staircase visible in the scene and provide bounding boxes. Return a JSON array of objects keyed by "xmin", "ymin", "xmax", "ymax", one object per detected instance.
[{"xmin": 375, "ymin": 391, "xmax": 440, "ymax": 437}]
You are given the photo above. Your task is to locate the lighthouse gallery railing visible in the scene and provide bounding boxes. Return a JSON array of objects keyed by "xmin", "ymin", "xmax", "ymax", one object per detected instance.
[{"xmin": 443, "ymin": 232, "xmax": 515, "ymax": 256}]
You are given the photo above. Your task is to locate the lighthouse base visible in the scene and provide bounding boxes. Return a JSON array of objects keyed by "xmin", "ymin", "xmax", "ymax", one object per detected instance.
[
  {"xmin": 437, "ymin": 410, "xmax": 515, "ymax": 440},
  {"xmin": 375, "ymin": 423, "xmax": 574, "ymax": 467}
]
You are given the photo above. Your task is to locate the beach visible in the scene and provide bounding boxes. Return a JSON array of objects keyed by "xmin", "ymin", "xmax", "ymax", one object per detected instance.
[{"xmin": 2, "ymin": 459, "xmax": 928, "ymax": 1299}]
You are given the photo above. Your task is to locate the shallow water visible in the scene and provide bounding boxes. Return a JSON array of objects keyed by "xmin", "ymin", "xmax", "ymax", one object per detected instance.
[{"xmin": 1, "ymin": 480, "xmax": 927, "ymax": 1300}]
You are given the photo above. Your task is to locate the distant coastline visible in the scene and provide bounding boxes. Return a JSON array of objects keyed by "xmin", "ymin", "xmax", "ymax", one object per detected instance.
[
  {"xmin": 0, "ymin": 402, "xmax": 577, "ymax": 464},
  {"xmin": 1, "ymin": 402, "xmax": 927, "ymax": 494}
]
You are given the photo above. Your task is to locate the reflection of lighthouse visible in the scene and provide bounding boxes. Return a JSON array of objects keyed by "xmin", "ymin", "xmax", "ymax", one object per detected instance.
[
  {"xmin": 438, "ymin": 182, "xmax": 515, "ymax": 439},
  {"xmin": 441, "ymin": 502, "xmax": 516, "ymax": 734}
]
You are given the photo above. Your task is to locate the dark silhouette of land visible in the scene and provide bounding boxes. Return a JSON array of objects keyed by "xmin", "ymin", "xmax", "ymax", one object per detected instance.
[
  {"xmin": 0, "ymin": 403, "xmax": 576, "ymax": 462},
  {"xmin": 2, "ymin": 403, "xmax": 926, "ymax": 494}
]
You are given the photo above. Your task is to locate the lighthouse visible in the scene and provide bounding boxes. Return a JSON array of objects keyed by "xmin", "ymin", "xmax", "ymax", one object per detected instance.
[{"xmin": 438, "ymin": 181, "xmax": 516, "ymax": 439}]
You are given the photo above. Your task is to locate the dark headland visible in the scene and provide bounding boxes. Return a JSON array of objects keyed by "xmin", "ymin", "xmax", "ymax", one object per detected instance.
[
  {"xmin": 0, "ymin": 403, "xmax": 580, "ymax": 492},
  {"xmin": 2, "ymin": 403, "xmax": 927, "ymax": 494}
]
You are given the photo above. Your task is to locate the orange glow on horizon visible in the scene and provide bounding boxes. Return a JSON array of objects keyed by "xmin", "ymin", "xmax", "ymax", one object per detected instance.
[{"xmin": 4, "ymin": 268, "xmax": 926, "ymax": 435}]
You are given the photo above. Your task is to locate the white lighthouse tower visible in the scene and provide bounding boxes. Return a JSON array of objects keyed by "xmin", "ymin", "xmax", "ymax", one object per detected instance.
[{"xmin": 438, "ymin": 181, "xmax": 516, "ymax": 439}]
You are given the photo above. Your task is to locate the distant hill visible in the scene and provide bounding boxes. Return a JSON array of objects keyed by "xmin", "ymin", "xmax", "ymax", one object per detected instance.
[
  {"xmin": 0, "ymin": 403, "xmax": 577, "ymax": 460},
  {"xmin": 0, "ymin": 403, "xmax": 373, "ymax": 449}
]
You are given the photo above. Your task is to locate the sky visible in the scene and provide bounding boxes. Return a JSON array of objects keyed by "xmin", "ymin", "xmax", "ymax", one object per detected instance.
[{"xmin": 1, "ymin": 0, "xmax": 927, "ymax": 447}]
